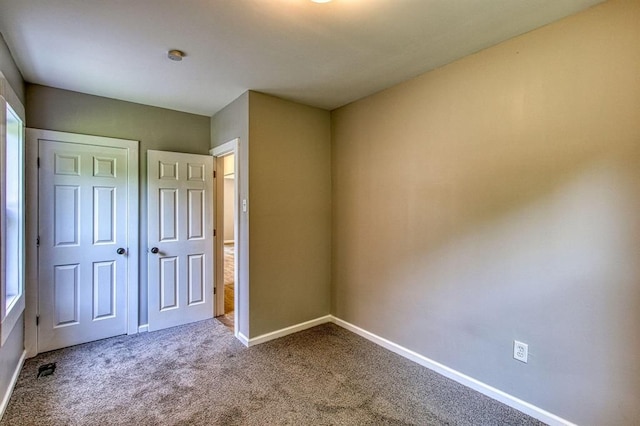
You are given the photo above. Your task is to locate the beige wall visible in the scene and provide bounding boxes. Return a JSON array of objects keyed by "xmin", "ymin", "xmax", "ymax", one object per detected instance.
[
  {"xmin": 0, "ymin": 30, "xmax": 25, "ymax": 413},
  {"xmin": 223, "ymin": 154, "xmax": 235, "ymax": 241},
  {"xmin": 0, "ymin": 316, "xmax": 23, "ymax": 408},
  {"xmin": 211, "ymin": 92, "xmax": 248, "ymax": 150},
  {"xmin": 224, "ymin": 176, "xmax": 235, "ymax": 241},
  {"xmin": 223, "ymin": 151, "xmax": 235, "ymax": 176},
  {"xmin": 211, "ymin": 92, "xmax": 250, "ymax": 336},
  {"xmin": 248, "ymin": 92, "xmax": 331, "ymax": 337},
  {"xmin": 0, "ymin": 33, "xmax": 24, "ymax": 104},
  {"xmin": 26, "ymin": 84, "xmax": 211, "ymax": 325},
  {"xmin": 211, "ymin": 91, "xmax": 331, "ymax": 338},
  {"xmin": 331, "ymin": 0, "xmax": 640, "ymax": 424}
]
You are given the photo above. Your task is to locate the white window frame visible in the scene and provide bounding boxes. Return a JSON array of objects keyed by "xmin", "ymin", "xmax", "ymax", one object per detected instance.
[{"xmin": 0, "ymin": 71, "xmax": 26, "ymax": 346}]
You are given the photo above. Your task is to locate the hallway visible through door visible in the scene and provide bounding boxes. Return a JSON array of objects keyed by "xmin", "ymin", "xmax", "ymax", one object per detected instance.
[{"xmin": 219, "ymin": 153, "xmax": 235, "ymax": 329}]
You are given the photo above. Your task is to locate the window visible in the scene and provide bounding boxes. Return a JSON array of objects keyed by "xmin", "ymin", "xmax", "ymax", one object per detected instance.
[{"xmin": 1, "ymin": 72, "xmax": 25, "ymax": 346}]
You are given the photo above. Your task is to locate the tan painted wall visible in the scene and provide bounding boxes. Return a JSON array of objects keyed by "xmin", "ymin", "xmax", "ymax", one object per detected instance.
[
  {"xmin": 26, "ymin": 84, "xmax": 211, "ymax": 325},
  {"xmin": 223, "ymin": 153, "xmax": 235, "ymax": 176},
  {"xmin": 224, "ymin": 176, "xmax": 235, "ymax": 241},
  {"xmin": 223, "ymin": 154, "xmax": 235, "ymax": 241},
  {"xmin": 331, "ymin": 0, "xmax": 640, "ymax": 424},
  {"xmin": 0, "ymin": 33, "xmax": 24, "ymax": 104},
  {"xmin": 211, "ymin": 92, "xmax": 249, "ymax": 336},
  {"xmin": 211, "ymin": 91, "xmax": 331, "ymax": 338},
  {"xmin": 248, "ymin": 91, "xmax": 331, "ymax": 337},
  {"xmin": 211, "ymin": 92, "xmax": 248, "ymax": 151}
]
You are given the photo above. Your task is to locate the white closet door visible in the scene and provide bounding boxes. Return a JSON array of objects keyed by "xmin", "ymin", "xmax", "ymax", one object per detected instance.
[{"xmin": 38, "ymin": 140, "xmax": 129, "ymax": 352}]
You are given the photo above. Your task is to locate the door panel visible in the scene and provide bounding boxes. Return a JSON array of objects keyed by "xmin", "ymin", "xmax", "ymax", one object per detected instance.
[
  {"xmin": 148, "ymin": 150, "xmax": 213, "ymax": 331},
  {"xmin": 53, "ymin": 264, "xmax": 79, "ymax": 326},
  {"xmin": 38, "ymin": 140, "xmax": 129, "ymax": 352},
  {"xmin": 93, "ymin": 187, "xmax": 115, "ymax": 244},
  {"xmin": 54, "ymin": 185, "xmax": 79, "ymax": 246},
  {"xmin": 160, "ymin": 256, "xmax": 178, "ymax": 311},
  {"xmin": 93, "ymin": 261, "xmax": 116, "ymax": 319},
  {"xmin": 160, "ymin": 188, "xmax": 178, "ymax": 241},
  {"xmin": 188, "ymin": 189, "xmax": 205, "ymax": 239},
  {"xmin": 188, "ymin": 254, "xmax": 205, "ymax": 305}
]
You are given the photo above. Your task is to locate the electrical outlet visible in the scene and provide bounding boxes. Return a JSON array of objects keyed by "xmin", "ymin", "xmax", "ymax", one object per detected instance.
[{"xmin": 513, "ymin": 341, "xmax": 528, "ymax": 363}]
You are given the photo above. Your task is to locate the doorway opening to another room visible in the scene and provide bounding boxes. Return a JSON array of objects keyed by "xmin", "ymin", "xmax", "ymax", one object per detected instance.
[
  {"xmin": 220, "ymin": 153, "xmax": 236, "ymax": 329},
  {"xmin": 211, "ymin": 139, "xmax": 241, "ymax": 339}
]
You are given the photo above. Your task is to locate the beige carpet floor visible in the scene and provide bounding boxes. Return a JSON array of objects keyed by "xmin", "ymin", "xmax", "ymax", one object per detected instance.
[{"xmin": 1, "ymin": 320, "xmax": 543, "ymax": 425}]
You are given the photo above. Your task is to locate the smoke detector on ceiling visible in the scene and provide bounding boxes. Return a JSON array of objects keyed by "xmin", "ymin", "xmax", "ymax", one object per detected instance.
[{"xmin": 167, "ymin": 49, "xmax": 185, "ymax": 61}]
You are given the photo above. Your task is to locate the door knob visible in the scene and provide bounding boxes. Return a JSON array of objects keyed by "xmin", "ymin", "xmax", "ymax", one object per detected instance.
[
  {"xmin": 117, "ymin": 248, "xmax": 126, "ymax": 255},
  {"xmin": 150, "ymin": 247, "xmax": 159, "ymax": 254}
]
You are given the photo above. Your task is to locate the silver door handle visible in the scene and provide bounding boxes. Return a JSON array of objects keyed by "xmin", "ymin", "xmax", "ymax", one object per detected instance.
[{"xmin": 150, "ymin": 247, "xmax": 159, "ymax": 254}]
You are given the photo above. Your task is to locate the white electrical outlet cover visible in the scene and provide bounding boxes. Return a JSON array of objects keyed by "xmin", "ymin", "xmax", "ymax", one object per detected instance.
[{"xmin": 514, "ymin": 340, "xmax": 528, "ymax": 363}]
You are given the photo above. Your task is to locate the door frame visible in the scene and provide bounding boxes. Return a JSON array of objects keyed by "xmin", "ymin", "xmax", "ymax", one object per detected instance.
[
  {"xmin": 211, "ymin": 139, "xmax": 241, "ymax": 340},
  {"xmin": 25, "ymin": 129, "xmax": 139, "ymax": 357}
]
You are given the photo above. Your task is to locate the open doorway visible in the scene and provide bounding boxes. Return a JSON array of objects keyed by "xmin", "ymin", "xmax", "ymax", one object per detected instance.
[
  {"xmin": 219, "ymin": 153, "xmax": 235, "ymax": 329},
  {"xmin": 211, "ymin": 139, "xmax": 240, "ymax": 338}
]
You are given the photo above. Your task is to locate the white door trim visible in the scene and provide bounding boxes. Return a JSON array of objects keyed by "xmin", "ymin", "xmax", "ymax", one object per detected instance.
[
  {"xmin": 25, "ymin": 129, "xmax": 139, "ymax": 357},
  {"xmin": 210, "ymin": 139, "xmax": 243, "ymax": 340}
]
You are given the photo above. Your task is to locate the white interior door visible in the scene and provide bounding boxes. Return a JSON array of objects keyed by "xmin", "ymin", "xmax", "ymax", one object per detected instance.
[
  {"xmin": 38, "ymin": 140, "xmax": 130, "ymax": 352},
  {"xmin": 147, "ymin": 150, "xmax": 214, "ymax": 331}
]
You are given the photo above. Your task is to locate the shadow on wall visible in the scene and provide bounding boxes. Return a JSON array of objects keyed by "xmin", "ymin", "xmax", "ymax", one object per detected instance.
[
  {"xmin": 337, "ymin": 141, "xmax": 640, "ymax": 423},
  {"xmin": 334, "ymin": 119, "xmax": 640, "ymax": 424},
  {"xmin": 332, "ymin": 2, "xmax": 640, "ymax": 422}
]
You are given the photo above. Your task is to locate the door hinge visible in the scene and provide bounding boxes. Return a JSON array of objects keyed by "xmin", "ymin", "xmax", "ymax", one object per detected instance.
[
  {"xmin": 36, "ymin": 236, "xmax": 40, "ymax": 247},
  {"xmin": 213, "ymin": 229, "xmax": 216, "ymax": 237},
  {"xmin": 213, "ymin": 287, "xmax": 216, "ymax": 295},
  {"xmin": 213, "ymin": 170, "xmax": 217, "ymax": 178},
  {"xmin": 36, "ymin": 316, "xmax": 40, "ymax": 326},
  {"xmin": 37, "ymin": 157, "xmax": 40, "ymax": 168}
]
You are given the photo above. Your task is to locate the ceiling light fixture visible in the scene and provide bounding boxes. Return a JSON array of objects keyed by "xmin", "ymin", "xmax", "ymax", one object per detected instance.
[
  {"xmin": 167, "ymin": 49, "xmax": 185, "ymax": 61},
  {"xmin": 311, "ymin": 0, "xmax": 332, "ymax": 3}
]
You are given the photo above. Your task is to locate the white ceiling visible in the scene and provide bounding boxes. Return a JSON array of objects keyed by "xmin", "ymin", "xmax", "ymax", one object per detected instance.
[{"xmin": 0, "ymin": 0, "xmax": 603, "ymax": 117}]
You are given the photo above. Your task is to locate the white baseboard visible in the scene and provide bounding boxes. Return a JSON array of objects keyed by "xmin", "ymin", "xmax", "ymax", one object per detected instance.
[
  {"xmin": 197, "ymin": 312, "xmax": 572, "ymax": 425},
  {"xmin": 2, "ymin": 314, "xmax": 573, "ymax": 425},
  {"xmin": 237, "ymin": 332, "xmax": 250, "ymax": 347},
  {"xmin": 247, "ymin": 315, "xmax": 332, "ymax": 347},
  {"xmin": 0, "ymin": 350, "xmax": 26, "ymax": 420},
  {"xmin": 330, "ymin": 316, "xmax": 575, "ymax": 426}
]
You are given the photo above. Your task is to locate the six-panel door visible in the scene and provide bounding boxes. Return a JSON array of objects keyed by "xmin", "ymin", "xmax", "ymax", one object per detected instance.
[
  {"xmin": 38, "ymin": 141, "xmax": 129, "ymax": 352},
  {"xmin": 147, "ymin": 150, "xmax": 214, "ymax": 331}
]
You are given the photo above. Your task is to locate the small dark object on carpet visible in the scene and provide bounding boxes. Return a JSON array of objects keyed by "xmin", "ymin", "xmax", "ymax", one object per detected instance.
[{"xmin": 37, "ymin": 363, "xmax": 56, "ymax": 378}]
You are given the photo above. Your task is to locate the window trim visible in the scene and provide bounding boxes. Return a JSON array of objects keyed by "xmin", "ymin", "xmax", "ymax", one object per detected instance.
[{"xmin": 0, "ymin": 71, "xmax": 26, "ymax": 346}]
